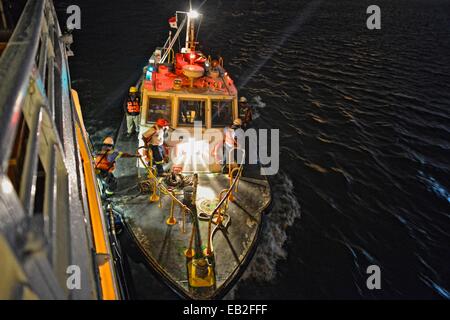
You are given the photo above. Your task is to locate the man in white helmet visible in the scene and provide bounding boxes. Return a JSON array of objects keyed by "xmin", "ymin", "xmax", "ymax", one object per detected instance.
[
  {"xmin": 222, "ymin": 118, "xmax": 243, "ymax": 173},
  {"xmin": 239, "ymin": 96, "xmax": 253, "ymax": 129}
]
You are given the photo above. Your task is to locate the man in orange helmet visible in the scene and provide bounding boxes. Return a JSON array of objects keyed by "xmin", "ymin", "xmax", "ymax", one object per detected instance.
[
  {"xmin": 95, "ymin": 136, "xmax": 137, "ymax": 196},
  {"xmin": 142, "ymin": 118, "xmax": 170, "ymax": 176}
]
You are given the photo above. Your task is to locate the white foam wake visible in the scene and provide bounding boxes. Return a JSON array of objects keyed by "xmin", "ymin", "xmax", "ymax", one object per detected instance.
[
  {"xmin": 251, "ymin": 95, "xmax": 266, "ymax": 121},
  {"xmin": 225, "ymin": 172, "xmax": 301, "ymax": 299}
]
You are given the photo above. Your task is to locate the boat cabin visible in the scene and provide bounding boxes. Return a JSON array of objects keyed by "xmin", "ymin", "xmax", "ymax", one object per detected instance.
[
  {"xmin": 139, "ymin": 52, "xmax": 239, "ymax": 132},
  {"xmin": 137, "ymin": 44, "xmax": 240, "ymax": 173}
]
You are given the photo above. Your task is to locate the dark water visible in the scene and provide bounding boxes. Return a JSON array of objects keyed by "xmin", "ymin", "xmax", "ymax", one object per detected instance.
[{"xmin": 56, "ymin": 0, "xmax": 450, "ymax": 299}]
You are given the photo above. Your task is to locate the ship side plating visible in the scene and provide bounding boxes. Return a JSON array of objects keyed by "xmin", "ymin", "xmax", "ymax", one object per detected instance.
[{"xmin": 0, "ymin": 0, "xmax": 121, "ymax": 300}]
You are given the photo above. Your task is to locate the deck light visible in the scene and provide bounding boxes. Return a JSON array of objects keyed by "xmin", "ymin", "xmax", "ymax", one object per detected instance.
[
  {"xmin": 188, "ymin": 10, "xmax": 200, "ymax": 19},
  {"xmin": 146, "ymin": 66, "xmax": 155, "ymax": 80},
  {"xmin": 174, "ymin": 138, "xmax": 210, "ymax": 168}
]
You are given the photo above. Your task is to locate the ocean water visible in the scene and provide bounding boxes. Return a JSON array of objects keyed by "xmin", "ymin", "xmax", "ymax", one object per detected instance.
[{"xmin": 56, "ymin": 0, "xmax": 450, "ymax": 299}]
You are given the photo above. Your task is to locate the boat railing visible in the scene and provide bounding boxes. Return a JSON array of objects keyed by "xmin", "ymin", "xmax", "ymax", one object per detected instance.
[
  {"xmin": 204, "ymin": 147, "xmax": 245, "ymax": 256},
  {"xmin": 137, "ymin": 147, "xmax": 245, "ymax": 258},
  {"xmin": 135, "ymin": 146, "xmax": 245, "ymax": 288},
  {"xmin": 137, "ymin": 155, "xmax": 193, "ymax": 223},
  {"xmin": 0, "ymin": 0, "xmax": 118, "ymax": 299}
]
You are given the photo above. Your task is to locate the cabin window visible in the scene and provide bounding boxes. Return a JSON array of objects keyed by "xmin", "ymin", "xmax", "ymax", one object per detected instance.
[
  {"xmin": 147, "ymin": 97, "xmax": 172, "ymax": 124},
  {"xmin": 178, "ymin": 99, "xmax": 206, "ymax": 126},
  {"xmin": 211, "ymin": 100, "xmax": 233, "ymax": 127}
]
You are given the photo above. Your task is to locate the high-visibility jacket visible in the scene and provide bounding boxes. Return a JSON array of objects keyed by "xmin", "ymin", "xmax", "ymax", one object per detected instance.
[
  {"xmin": 95, "ymin": 150, "xmax": 122, "ymax": 173},
  {"xmin": 127, "ymin": 98, "xmax": 140, "ymax": 115}
]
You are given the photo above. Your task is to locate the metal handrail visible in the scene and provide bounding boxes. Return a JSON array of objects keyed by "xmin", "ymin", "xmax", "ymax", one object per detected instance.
[
  {"xmin": 138, "ymin": 147, "xmax": 245, "ymax": 222},
  {"xmin": 138, "ymin": 147, "xmax": 245, "ymax": 259},
  {"xmin": 137, "ymin": 155, "xmax": 192, "ymax": 215},
  {"xmin": 0, "ymin": 0, "xmax": 44, "ymax": 171},
  {"xmin": 0, "ymin": 0, "xmax": 119, "ymax": 299},
  {"xmin": 204, "ymin": 148, "xmax": 245, "ymax": 256},
  {"xmin": 162, "ymin": 32, "xmax": 171, "ymax": 51},
  {"xmin": 216, "ymin": 152, "xmax": 245, "ymax": 215}
]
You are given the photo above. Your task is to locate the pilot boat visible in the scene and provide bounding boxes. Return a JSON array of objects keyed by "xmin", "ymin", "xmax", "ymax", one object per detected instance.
[{"xmin": 107, "ymin": 6, "xmax": 273, "ymax": 299}]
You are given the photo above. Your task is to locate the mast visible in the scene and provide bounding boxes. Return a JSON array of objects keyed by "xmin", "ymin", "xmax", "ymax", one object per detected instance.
[
  {"xmin": 184, "ymin": 1, "xmax": 199, "ymax": 52},
  {"xmin": 185, "ymin": 0, "xmax": 191, "ymax": 50}
]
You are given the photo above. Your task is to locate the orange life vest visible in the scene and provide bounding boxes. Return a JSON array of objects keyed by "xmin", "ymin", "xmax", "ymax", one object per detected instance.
[
  {"xmin": 95, "ymin": 151, "xmax": 116, "ymax": 173},
  {"xmin": 127, "ymin": 99, "xmax": 140, "ymax": 114}
]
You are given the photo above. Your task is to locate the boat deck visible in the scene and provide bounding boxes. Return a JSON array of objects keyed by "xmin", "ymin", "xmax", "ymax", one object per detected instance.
[{"xmin": 110, "ymin": 126, "xmax": 271, "ymax": 299}]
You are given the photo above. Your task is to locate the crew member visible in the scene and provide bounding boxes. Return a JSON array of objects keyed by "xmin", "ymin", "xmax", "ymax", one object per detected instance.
[
  {"xmin": 239, "ymin": 96, "xmax": 253, "ymax": 129},
  {"xmin": 124, "ymin": 86, "xmax": 141, "ymax": 137},
  {"xmin": 222, "ymin": 118, "xmax": 243, "ymax": 173},
  {"xmin": 142, "ymin": 118, "xmax": 170, "ymax": 176},
  {"xmin": 95, "ymin": 136, "xmax": 137, "ymax": 196},
  {"xmin": 209, "ymin": 59, "xmax": 225, "ymax": 77}
]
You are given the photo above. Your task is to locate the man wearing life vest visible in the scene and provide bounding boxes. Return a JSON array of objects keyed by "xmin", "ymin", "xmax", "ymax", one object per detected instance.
[
  {"xmin": 124, "ymin": 86, "xmax": 141, "ymax": 137},
  {"xmin": 142, "ymin": 118, "xmax": 170, "ymax": 176},
  {"xmin": 239, "ymin": 96, "xmax": 253, "ymax": 129},
  {"xmin": 222, "ymin": 118, "xmax": 242, "ymax": 173},
  {"xmin": 95, "ymin": 136, "xmax": 137, "ymax": 196}
]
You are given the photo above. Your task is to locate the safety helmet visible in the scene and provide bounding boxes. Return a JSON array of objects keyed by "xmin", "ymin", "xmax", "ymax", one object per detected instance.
[
  {"xmin": 233, "ymin": 118, "xmax": 242, "ymax": 127},
  {"xmin": 129, "ymin": 86, "xmax": 138, "ymax": 93},
  {"xmin": 239, "ymin": 96, "xmax": 247, "ymax": 103},
  {"xmin": 156, "ymin": 118, "xmax": 170, "ymax": 128},
  {"xmin": 103, "ymin": 136, "xmax": 114, "ymax": 147}
]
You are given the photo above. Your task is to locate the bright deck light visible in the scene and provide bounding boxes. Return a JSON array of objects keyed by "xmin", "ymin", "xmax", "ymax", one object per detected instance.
[
  {"xmin": 188, "ymin": 10, "xmax": 200, "ymax": 19},
  {"xmin": 172, "ymin": 138, "xmax": 211, "ymax": 172}
]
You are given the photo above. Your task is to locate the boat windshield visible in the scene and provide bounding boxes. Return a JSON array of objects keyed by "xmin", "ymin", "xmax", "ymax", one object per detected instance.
[
  {"xmin": 178, "ymin": 99, "xmax": 206, "ymax": 126},
  {"xmin": 211, "ymin": 99, "xmax": 233, "ymax": 127},
  {"xmin": 147, "ymin": 97, "xmax": 172, "ymax": 124}
]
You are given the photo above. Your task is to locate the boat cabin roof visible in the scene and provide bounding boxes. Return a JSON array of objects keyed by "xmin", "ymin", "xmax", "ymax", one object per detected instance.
[{"xmin": 143, "ymin": 50, "xmax": 238, "ymax": 98}]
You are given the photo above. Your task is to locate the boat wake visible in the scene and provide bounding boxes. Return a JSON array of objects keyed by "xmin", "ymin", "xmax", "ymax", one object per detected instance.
[
  {"xmin": 225, "ymin": 172, "xmax": 301, "ymax": 299},
  {"xmin": 250, "ymin": 95, "xmax": 266, "ymax": 121}
]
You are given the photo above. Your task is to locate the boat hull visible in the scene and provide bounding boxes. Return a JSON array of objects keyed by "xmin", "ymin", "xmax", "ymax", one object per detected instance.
[{"xmin": 110, "ymin": 117, "xmax": 272, "ymax": 299}]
